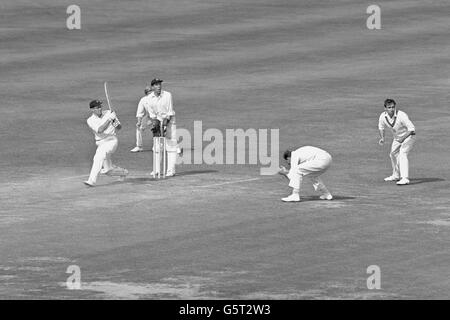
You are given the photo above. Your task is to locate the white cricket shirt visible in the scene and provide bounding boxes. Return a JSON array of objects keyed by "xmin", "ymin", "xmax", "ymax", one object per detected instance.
[
  {"xmin": 87, "ymin": 110, "xmax": 116, "ymax": 141},
  {"xmin": 378, "ymin": 110, "xmax": 415, "ymax": 140},
  {"xmin": 290, "ymin": 146, "xmax": 331, "ymax": 168},
  {"xmin": 140, "ymin": 90, "xmax": 175, "ymax": 121}
]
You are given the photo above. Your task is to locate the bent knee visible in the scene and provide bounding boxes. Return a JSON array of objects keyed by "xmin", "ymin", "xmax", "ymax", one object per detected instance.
[{"xmin": 389, "ymin": 151, "xmax": 399, "ymax": 157}]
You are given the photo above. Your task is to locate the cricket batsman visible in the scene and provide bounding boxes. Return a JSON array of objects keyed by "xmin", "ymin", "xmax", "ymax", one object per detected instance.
[
  {"xmin": 378, "ymin": 98, "xmax": 416, "ymax": 185},
  {"xmin": 84, "ymin": 100, "xmax": 128, "ymax": 187},
  {"xmin": 278, "ymin": 146, "xmax": 333, "ymax": 202}
]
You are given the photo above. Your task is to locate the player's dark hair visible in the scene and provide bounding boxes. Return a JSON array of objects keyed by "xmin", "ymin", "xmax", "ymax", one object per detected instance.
[
  {"xmin": 384, "ymin": 99, "xmax": 396, "ymax": 108},
  {"xmin": 283, "ymin": 150, "xmax": 292, "ymax": 160}
]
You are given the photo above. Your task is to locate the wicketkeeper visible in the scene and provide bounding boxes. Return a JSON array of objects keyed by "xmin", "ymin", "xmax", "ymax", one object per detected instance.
[{"xmin": 145, "ymin": 78, "xmax": 180, "ymax": 177}]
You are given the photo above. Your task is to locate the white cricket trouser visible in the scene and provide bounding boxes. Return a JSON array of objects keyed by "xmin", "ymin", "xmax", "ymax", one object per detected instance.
[
  {"xmin": 88, "ymin": 136, "xmax": 118, "ymax": 183},
  {"xmin": 288, "ymin": 154, "xmax": 332, "ymax": 195},
  {"xmin": 135, "ymin": 115, "xmax": 150, "ymax": 147},
  {"xmin": 390, "ymin": 135, "xmax": 415, "ymax": 178}
]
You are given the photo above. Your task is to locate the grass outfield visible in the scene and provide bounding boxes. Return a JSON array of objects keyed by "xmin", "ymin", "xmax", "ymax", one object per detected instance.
[{"xmin": 0, "ymin": 0, "xmax": 449, "ymax": 299}]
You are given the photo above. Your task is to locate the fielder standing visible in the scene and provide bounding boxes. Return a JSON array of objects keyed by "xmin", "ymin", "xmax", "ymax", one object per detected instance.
[
  {"xmin": 278, "ymin": 146, "xmax": 333, "ymax": 202},
  {"xmin": 378, "ymin": 98, "xmax": 416, "ymax": 185},
  {"xmin": 130, "ymin": 86, "xmax": 152, "ymax": 152},
  {"xmin": 84, "ymin": 100, "xmax": 128, "ymax": 187},
  {"xmin": 142, "ymin": 78, "xmax": 179, "ymax": 177}
]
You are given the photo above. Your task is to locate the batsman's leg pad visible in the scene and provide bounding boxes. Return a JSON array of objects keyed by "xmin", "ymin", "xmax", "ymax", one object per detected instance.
[
  {"xmin": 165, "ymin": 139, "xmax": 178, "ymax": 151},
  {"xmin": 167, "ymin": 116, "xmax": 176, "ymax": 140},
  {"xmin": 165, "ymin": 139, "xmax": 177, "ymax": 175},
  {"xmin": 167, "ymin": 149, "xmax": 177, "ymax": 175}
]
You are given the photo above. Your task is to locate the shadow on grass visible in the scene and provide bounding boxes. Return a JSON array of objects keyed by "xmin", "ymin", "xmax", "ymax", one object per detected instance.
[
  {"xmin": 409, "ymin": 178, "xmax": 445, "ymax": 185},
  {"xmin": 299, "ymin": 195, "xmax": 356, "ymax": 202},
  {"xmin": 176, "ymin": 170, "xmax": 218, "ymax": 176},
  {"xmin": 114, "ymin": 169, "xmax": 219, "ymax": 184}
]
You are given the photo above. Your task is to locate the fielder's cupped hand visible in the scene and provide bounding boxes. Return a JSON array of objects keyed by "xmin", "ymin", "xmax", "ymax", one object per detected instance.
[{"xmin": 278, "ymin": 166, "xmax": 289, "ymax": 175}]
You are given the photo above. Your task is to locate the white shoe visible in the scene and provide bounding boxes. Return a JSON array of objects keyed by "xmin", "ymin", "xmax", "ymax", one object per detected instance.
[
  {"xmin": 396, "ymin": 178, "xmax": 410, "ymax": 185},
  {"xmin": 130, "ymin": 146, "xmax": 143, "ymax": 152},
  {"xmin": 281, "ymin": 194, "xmax": 300, "ymax": 202},
  {"xmin": 384, "ymin": 175, "xmax": 400, "ymax": 182},
  {"xmin": 83, "ymin": 180, "xmax": 95, "ymax": 187},
  {"xmin": 166, "ymin": 171, "xmax": 175, "ymax": 177},
  {"xmin": 100, "ymin": 168, "xmax": 108, "ymax": 174},
  {"xmin": 320, "ymin": 193, "xmax": 333, "ymax": 200}
]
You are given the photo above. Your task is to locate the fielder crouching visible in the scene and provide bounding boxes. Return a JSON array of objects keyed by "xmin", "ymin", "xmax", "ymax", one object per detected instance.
[
  {"xmin": 279, "ymin": 146, "xmax": 333, "ymax": 202},
  {"xmin": 84, "ymin": 100, "xmax": 128, "ymax": 187}
]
